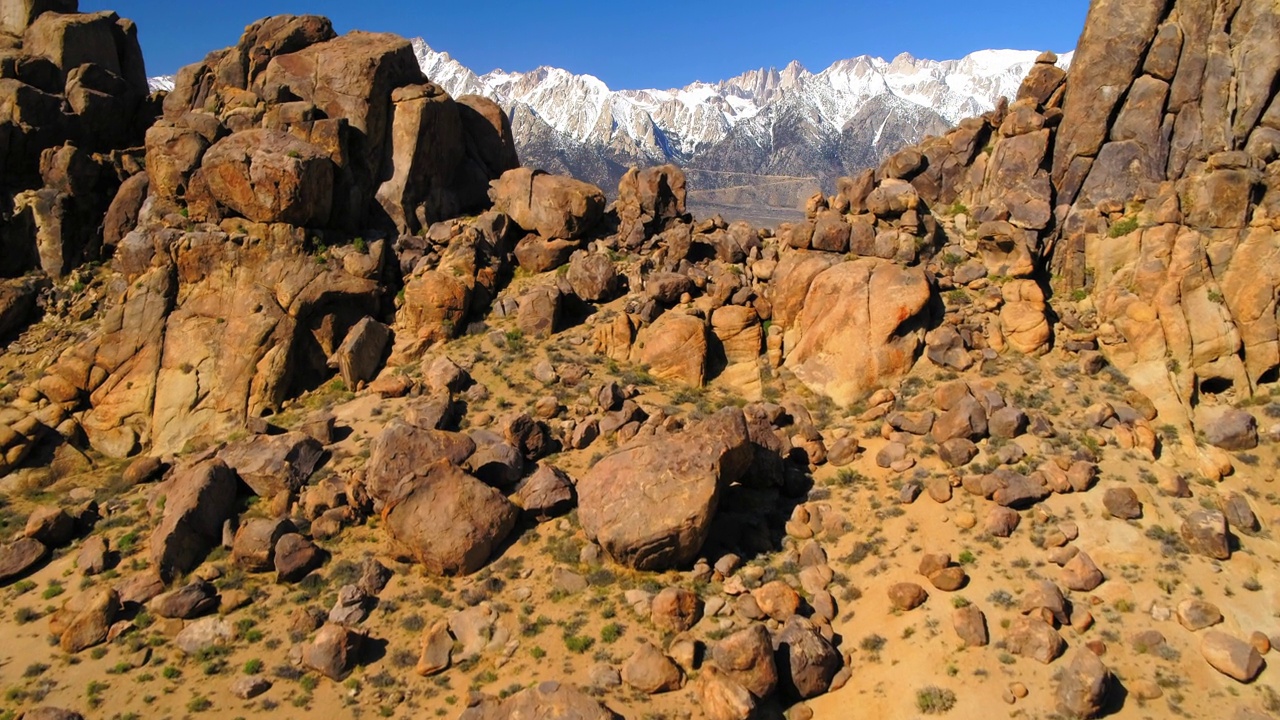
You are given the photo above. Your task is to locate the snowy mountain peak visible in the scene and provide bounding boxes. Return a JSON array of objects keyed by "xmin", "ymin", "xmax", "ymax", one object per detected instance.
[
  {"xmin": 149, "ymin": 38, "xmax": 1071, "ymax": 214},
  {"xmin": 410, "ymin": 38, "xmax": 1068, "ymax": 158}
]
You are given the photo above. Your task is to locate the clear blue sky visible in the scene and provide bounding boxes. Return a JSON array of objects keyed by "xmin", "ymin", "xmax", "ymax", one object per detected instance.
[{"xmin": 86, "ymin": 1, "xmax": 1091, "ymax": 88}]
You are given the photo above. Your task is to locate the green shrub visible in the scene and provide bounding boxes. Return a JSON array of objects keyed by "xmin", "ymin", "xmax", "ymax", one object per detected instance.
[
  {"xmin": 1108, "ymin": 216, "xmax": 1139, "ymax": 238},
  {"xmin": 916, "ymin": 686, "xmax": 957, "ymax": 714}
]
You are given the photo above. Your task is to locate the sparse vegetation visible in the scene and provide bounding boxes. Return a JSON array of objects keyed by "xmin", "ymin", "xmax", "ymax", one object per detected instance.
[{"xmin": 916, "ymin": 686, "xmax": 957, "ymax": 714}]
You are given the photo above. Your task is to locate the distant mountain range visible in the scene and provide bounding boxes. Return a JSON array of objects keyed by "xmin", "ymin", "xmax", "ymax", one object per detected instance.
[{"xmin": 152, "ymin": 43, "xmax": 1070, "ymax": 222}]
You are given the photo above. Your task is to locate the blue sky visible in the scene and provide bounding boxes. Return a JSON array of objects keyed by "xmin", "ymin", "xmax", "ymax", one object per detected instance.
[{"xmin": 87, "ymin": 1, "xmax": 1090, "ymax": 88}]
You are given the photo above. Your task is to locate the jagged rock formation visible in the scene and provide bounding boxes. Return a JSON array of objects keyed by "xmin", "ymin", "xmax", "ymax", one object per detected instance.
[
  {"xmin": 851, "ymin": 0, "xmax": 1280, "ymax": 459},
  {"xmin": 0, "ymin": 14, "xmax": 522, "ymax": 462},
  {"xmin": 0, "ymin": 0, "xmax": 156, "ymax": 283}
]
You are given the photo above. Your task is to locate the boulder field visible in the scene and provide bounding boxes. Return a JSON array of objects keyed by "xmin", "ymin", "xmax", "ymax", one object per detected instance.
[{"xmin": 0, "ymin": 0, "xmax": 1278, "ymax": 718}]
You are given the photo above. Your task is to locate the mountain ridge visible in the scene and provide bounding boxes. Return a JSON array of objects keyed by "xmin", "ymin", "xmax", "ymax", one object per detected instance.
[
  {"xmin": 150, "ymin": 43, "xmax": 1072, "ymax": 216},
  {"xmin": 412, "ymin": 41, "xmax": 1071, "ymax": 209}
]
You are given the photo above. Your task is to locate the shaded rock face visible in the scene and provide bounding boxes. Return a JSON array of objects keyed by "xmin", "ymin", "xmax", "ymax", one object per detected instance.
[
  {"xmin": 0, "ymin": 3, "xmax": 155, "ymax": 281},
  {"xmin": 783, "ymin": 257, "xmax": 933, "ymax": 406},
  {"xmin": 147, "ymin": 459, "xmax": 238, "ymax": 580},
  {"xmin": 578, "ymin": 408, "xmax": 754, "ymax": 570}
]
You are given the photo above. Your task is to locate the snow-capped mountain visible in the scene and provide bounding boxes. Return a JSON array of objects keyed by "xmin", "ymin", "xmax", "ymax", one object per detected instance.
[
  {"xmin": 148, "ymin": 43, "xmax": 1069, "ymax": 216},
  {"xmin": 413, "ymin": 40, "xmax": 1070, "ymax": 212}
]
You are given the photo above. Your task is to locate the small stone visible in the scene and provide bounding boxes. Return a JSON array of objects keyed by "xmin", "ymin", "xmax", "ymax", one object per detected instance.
[
  {"xmin": 231, "ymin": 675, "xmax": 272, "ymax": 700},
  {"xmin": 1062, "ymin": 551, "xmax": 1104, "ymax": 591},
  {"xmin": 651, "ymin": 587, "xmax": 703, "ymax": 632},
  {"xmin": 1177, "ymin": 599, "xmax": 1224, "ymax": 631}
]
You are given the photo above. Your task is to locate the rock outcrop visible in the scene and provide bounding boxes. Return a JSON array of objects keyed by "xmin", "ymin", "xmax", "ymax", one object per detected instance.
[{"xmin": 0, "ymin": 1, "xmax": 155, "ymax": 283}]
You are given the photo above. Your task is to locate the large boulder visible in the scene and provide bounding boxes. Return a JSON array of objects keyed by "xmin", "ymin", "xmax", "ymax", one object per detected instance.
[
  {"xmin": 784, "ymin": 258, "xmax": 933, "ymax": 406},
  {"xmin": 255, "ymin": 30, "xmax": 423, "ymax": 180},
  {"xmin": 382, "ymin": 461, "xmax": 519, "ymax": 575},
  {"xmin": 302, "ymin": 623, "xmax": 363, "ymax": 680},
  {"xmin": 147, "ymin": 459, "xmax": 238, "ymax": 580},
  {"xmin": 23, "ymin": 10, "xmax": 146, "ymax": 93},
  {"xmin": 615, "ymin": 164, "xmax": 687, "ymax": 247},
  {"xmin": 328, "ymin": 316, "xmax": 391, "ymax": 388},
  {"xmin": 201, "ymin": 129, "xmax": 334, "ymax": 225},
  {"xmin": 578, "ymin": 408, "xmax": 753, "ymax": 570},
  {"xmin": 1201, "ymin": 631, "xmax": 1265, "ymax": 682},
  {"xmin": 149, "ymin": 580, "xmax": 218, "ymax": 619},
  {"xmin": 0, "ymin": 537, "xmax": 49, "ymax": 584},
  {"xmin": 621, "ymin": 642, "xmax": 683, "ymax": 694},
  {"xmin": 710, "ymin": 624, "xmax": 778, "ymax": 699},
  {"xmin": 633, "ymin": 312, "xmax": 709, "ymax": 386},
  {"xmin": 50, "ymin": 587, "xmax": 120, "ymax": 653},
  {"xmin": 374, "ymin": 85, "xmax": 517, "ymax": 235},
  {"xmin": 774, "ymin": 616, "xmax": 842, "ymax": 699},
  {"xmin": 1182, "ymin": 509, "xmax": 1231, "ymax": 560},
  {"xmin": 364, "ymin": 421, "xmax": 475, "ymax": 504},
  {"xmin": 217, "ymin": 431, "xmax": 324, "ymax": 499},
  {"xmin": 489, "ymin": 167, "xmax": 605, "ymax": 240}
]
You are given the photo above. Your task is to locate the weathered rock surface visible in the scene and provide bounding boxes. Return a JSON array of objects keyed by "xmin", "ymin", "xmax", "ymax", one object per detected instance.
[
  {"xmin": 783, "ymin": 258, "xmax": 932, "ymax": 406},
  {"xmin": 148, "ymin": 459, "xmax": 238, "ymax": 580},
  {"xmin": 382, "ymin": 461, "xmax": 518, "ymax": 575},
  {"xmin": 217, "ymin": 431, "xmax": 323, "ymax": 498},
  {"xmin": 1202, "ymin": 631, "xmax": 1265, "ymax": 682},
  {"xmin": 578, "ymin": 408, "xmax": 753, "ymax": 570}
]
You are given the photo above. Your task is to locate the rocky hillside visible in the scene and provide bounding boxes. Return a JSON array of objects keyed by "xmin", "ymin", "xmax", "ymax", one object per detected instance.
[{"xmin": 0, "ymin": 0, "xmax": 1279, "ymax": 719}]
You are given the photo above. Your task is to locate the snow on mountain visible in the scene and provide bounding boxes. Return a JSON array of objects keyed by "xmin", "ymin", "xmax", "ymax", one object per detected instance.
[
  {"xmin": 412, "ymin": 38, "xmax": 1070, "ymax": 168},
  {"xmin": 149, "ymin": 75, "xmax": 174, "ymax": 93},
  {"xmin": 147, "ymin": 42, "xmax": 1070, "ymax": 215}
]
